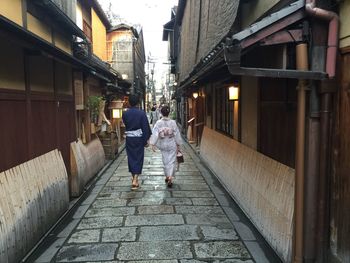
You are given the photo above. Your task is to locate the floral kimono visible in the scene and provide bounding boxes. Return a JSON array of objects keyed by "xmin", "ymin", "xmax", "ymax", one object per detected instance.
[{"xmin": 149, "ymin": 117, "xmax": 182, "ymax": 178}]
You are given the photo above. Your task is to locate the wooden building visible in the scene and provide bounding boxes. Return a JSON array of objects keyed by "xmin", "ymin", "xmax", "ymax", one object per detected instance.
[
  {"xmin": 167, "ymin": 0, "xmax": 349, "ymax": 262},
  {"xmin": 0, "ymin": 0, "xmax": 126, "ymax": 261},
  {"xmin": 0, "ymin": 0, "xmax": 84, "ymax": 261},
  {"xmin": 107, "ymin": 23, "xmax": 146, "ymax": 107},
  {"xmin": 329, "ymin": 0, "xmax": 350, "ymax": 261}
]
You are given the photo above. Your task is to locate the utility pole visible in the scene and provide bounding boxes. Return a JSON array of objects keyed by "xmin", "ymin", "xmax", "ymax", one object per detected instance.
[{"xmin": 146, "ymin": 54, "xmax": 156, "ymax": 105}]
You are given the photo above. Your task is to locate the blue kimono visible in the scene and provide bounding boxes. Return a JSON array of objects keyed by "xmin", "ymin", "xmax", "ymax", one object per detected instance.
[{"xmin": 122, "ymin": 107, "xmax": 151, "ymax": 174}]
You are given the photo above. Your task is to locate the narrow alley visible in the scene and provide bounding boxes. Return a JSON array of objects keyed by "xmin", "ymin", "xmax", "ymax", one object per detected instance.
[
  {"xmin": 27, "ymin": 144, "xmax": 280, "ymax": 263},
  {"xmin": 1, "ymin": 0, "xmax": 350, "ymax": 262}
]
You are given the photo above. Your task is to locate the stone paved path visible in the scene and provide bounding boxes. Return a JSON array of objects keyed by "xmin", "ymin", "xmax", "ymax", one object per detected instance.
[{"xmin": 30, "ymin": 144, "xmax": 280, "ymax": 263}]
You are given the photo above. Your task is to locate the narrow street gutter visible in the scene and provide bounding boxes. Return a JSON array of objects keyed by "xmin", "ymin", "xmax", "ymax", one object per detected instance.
[{"xmin": 21, "ymin": 144, "xmax": 125, "ymax": 262}]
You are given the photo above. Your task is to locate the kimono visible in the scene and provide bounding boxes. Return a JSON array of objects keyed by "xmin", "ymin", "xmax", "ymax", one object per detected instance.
[
  {"xmin": 122, "ymin": 107, "xmax": 151, "ymax": 174},
  {"xmin": 149, "ymin": 117, "xmax": 182, "ymax": 177}
]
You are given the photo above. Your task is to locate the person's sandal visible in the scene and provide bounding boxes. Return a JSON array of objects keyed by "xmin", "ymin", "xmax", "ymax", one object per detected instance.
[
  {"xmin": 131, "ymin": 176, "xmax": 139, "ymax": 190},
  {"xmin": 167, "ymin": 177, "xmax": 173, "ymax": 188},
  {"xmin": 165, "ymin": 176, "xmax": 170, "ymax": 183}
]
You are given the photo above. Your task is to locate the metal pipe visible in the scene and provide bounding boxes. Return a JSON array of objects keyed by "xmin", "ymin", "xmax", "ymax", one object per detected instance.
[
  {"xmin": 304, "ymin": 115, "xmax": 320, "ymax": 263},
  {"xmin": 305, "ymin": 2, "xmax": 339, "ymax": 261},
  {"xmin": 294, "ymin": 43, "xmax": 309, "ymax": 263},
  {"xmin": 304, "ymin": 24, "xmax": 327, "ymax": 263},
  {"xmin": 305, "ymin": 0, "xmax": 339, "ymax": 79},
  {"xmin": 317, "ymin": 90, "xmax": 332, "ymax": 262}
]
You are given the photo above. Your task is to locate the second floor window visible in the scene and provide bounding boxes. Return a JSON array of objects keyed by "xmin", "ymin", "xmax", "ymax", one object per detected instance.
[{"xmin": 83, "ymin": 20, "xmax": 92, "ymax": 43}]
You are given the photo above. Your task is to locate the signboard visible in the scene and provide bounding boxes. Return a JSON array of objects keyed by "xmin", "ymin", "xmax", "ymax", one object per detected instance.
[{"xmin": 74, "ymin": 71, "xmax": 84, "ymax": 110}]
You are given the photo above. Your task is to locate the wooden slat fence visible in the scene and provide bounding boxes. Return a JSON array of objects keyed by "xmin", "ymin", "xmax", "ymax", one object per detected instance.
[
  {"xmin": 0, "ymin": 150, "xmax": 69, "ymax": 263},
  {"xmin": 200, "ymin": 127, "xmax": 294, "ymax": 262}
]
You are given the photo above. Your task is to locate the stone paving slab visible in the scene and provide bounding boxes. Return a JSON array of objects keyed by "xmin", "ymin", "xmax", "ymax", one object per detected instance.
[
  {"xmin": 194, "ymin": 241, "xmax": 251, "ymax": 259},
  {"xmin": 128, "ymin": 197, "xmax": 164, "ymax": 206},
  {"xmin": 175, "ymin": 205, "xmax": 224, "ymax": 214},
  {"xmin": 92, "ymin": 199, "xmax": 127, "ymax": 208},
  {"xmin": 200, "ymin": 226, "xmax": 238, "ymax": 240},
  {"xmin": 85, "ymin": 207, "xmax": 135, "ymax": 217},
  {"xmin": 77, "ymin": 217, "xmax": 123, "ymax": 229},
  {"xmin": 139, "ymin": 225, "xmax": 199, "ymax": 241},
  {"xmin": 128, "ymin": 261, "xmax": 178, "ymax": 263},
  {"xmin": 117, "ymin": 241, "xmax": 193, "ymax": 260},
  {"xmin": 120, "ymin": 191, "xmax": 145, "ymax": 199},
  {"xmin": 67, "ymin": 229, "xmax": 100, "ymax": 244},
  {"xmin": 172, "ymin": 191, "xmax": 214, "ymax": 198},
  {"xmin": 137, "ymin": 205, "xmax": 174, "ymax": 214},
  {"xmin": 143, "ymin": 191, "xmax": 172, "ymax": 198},
  {"xmin": 125, "ymin": 214, "xmax": 184, "ymax": 226},
  {"xmin": 56, "ymin": 244, "xmax": 118, "ymax": 262},
  {"xmin": 102, "ymin": 227, "xmax": 137, "ymax": 242},
  {"xmin": 191, "ymin": 198, "xmax": 219, "ymax": 206},
  {"xmin": 185, "ymin": 214, "xmax": 233, "ymax": 228},
  {"xmin": 164, "ymin": 197, "xmax": 192, "ymax": 205}
]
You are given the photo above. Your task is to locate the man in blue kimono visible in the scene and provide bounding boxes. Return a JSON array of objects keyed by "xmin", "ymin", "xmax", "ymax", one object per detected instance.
[{"xmin": 122, "ymin": 94, "xmax": 151, "ymax": 189}]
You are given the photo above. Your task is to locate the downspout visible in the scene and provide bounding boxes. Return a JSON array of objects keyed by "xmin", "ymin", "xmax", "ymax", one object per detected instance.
[
  {"xmin": 304, "ymin": 1, "xmax": 339, "ymax": 262},
  {"xmin": 294, "ymin": 43, "xmax": 309, "ymax": 263},
  {"xmin": 305, "ymin": 0, "xmax": 339, "ymax": 79}
]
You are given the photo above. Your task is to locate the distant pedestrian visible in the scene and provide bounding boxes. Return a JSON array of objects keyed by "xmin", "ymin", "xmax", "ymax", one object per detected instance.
[
  {"xmin": 149, "ymin": 105, "xmax": 182, "ymax": 187},
  {"xmin": 122, "ymin": 94, "xmax": 152, "ymax": 189},
  {"xmin": 150, "ymin": 105, "xmax": 159, "ymax": 126}
]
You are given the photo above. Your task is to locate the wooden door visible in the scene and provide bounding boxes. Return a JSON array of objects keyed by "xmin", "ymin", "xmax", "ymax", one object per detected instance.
[{"xmin": 259, "ymin": 78, "xmax": 297, "ymax": 168}]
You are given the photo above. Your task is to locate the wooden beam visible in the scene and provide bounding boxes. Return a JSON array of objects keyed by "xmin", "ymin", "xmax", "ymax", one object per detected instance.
[
  {"xmin": 228, "ymin": 66, "xmax": 327, "ymax": 80},
  {"xmin": 260, "ymin": 29, "xmax": 303, "ymax": 46}
]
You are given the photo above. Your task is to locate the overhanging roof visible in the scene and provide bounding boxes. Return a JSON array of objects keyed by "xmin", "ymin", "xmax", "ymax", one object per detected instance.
[
  {"xmin": 34, "ymin": 0, "xmax": 86, "ymax": 39},
  {"xmin": 0, "ymin": 14, "xmax": 93, "ymax": 71},
  {"xmin": 224, "ymin": 0, "xmax": 327, "ymax": 80},
  {"xmin": 162, "ymin": 19, "xmax": 174, "ymax": 41},
  {"xmin": 109, "ymin": 23, "xmax": 139, "ymax": 38},
  {"xmin": 179, "ymin": 0, "xmax": 328, "ymax": 89}
]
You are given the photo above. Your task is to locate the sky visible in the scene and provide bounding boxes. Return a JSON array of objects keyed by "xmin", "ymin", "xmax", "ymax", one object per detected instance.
[{"xmin": 97, "ymin": 0, "xmax": 178, "ymax": 90}]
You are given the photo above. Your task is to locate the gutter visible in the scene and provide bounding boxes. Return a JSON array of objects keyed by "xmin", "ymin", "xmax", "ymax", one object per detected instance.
[
  {"xmin": 302, "ymin": 1, "xmax": 339, "ymax": 263},
  {"xmin": 305, "ymin": 0, "xmax": 339, "ymax": 79}
]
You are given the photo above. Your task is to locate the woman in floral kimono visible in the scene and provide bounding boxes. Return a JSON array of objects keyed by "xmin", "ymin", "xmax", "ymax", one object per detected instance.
[{"xmin": 149, "ymin": 105, "xmax": 182, "ymax": 187}]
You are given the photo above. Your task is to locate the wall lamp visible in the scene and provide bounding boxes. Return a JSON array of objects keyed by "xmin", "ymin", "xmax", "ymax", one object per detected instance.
[
  {"xmin": 109, "ymin": 99, "xmax": 124, "ymax": 119},
  {"xmin": 192, "ymin": 92, "xmax": 199, "ymax": 99},
  {"xmin": 229, "ymin": 85, "xmax": 239, "ymax": 101}
]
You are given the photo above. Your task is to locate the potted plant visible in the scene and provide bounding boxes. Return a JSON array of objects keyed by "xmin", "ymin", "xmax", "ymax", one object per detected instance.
[{"xmin": 87, "ymin": 96, "xmax": 103, "ymax": 124}]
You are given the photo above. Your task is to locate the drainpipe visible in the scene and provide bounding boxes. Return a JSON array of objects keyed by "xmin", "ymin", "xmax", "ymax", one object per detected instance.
[
  {"xmin": 305, "ymin": 0, "xmax": 339, "ymax": 78},
  {"xmin": 318, "ymin": 85, "xmax": 333, "ymax": 262},
  {"xmin": 294, "ymin": 43, "xmax": 309, "ymax": 263},
  {"xmin": 305, "ymin": 1, "xmax": 339, "ymax": 262}
]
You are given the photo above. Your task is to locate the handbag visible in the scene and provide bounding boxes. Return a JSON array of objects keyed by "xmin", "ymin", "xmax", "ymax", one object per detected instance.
[{"xmin": 177, "ymin": 150, "xmax": 184, "ymax": 163}]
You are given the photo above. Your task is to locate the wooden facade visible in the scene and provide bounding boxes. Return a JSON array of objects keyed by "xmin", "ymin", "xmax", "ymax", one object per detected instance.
[
  {"xmin": 170, "ymin": 0, "xmax": 350, "ymax": 262},
  {"xmin": 0, "ymin": 39, "xmax": 75, "ymax": 174},
  {"xmin": 330, "ymin": 48, "xmax": 350, "ymax": 263}
]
